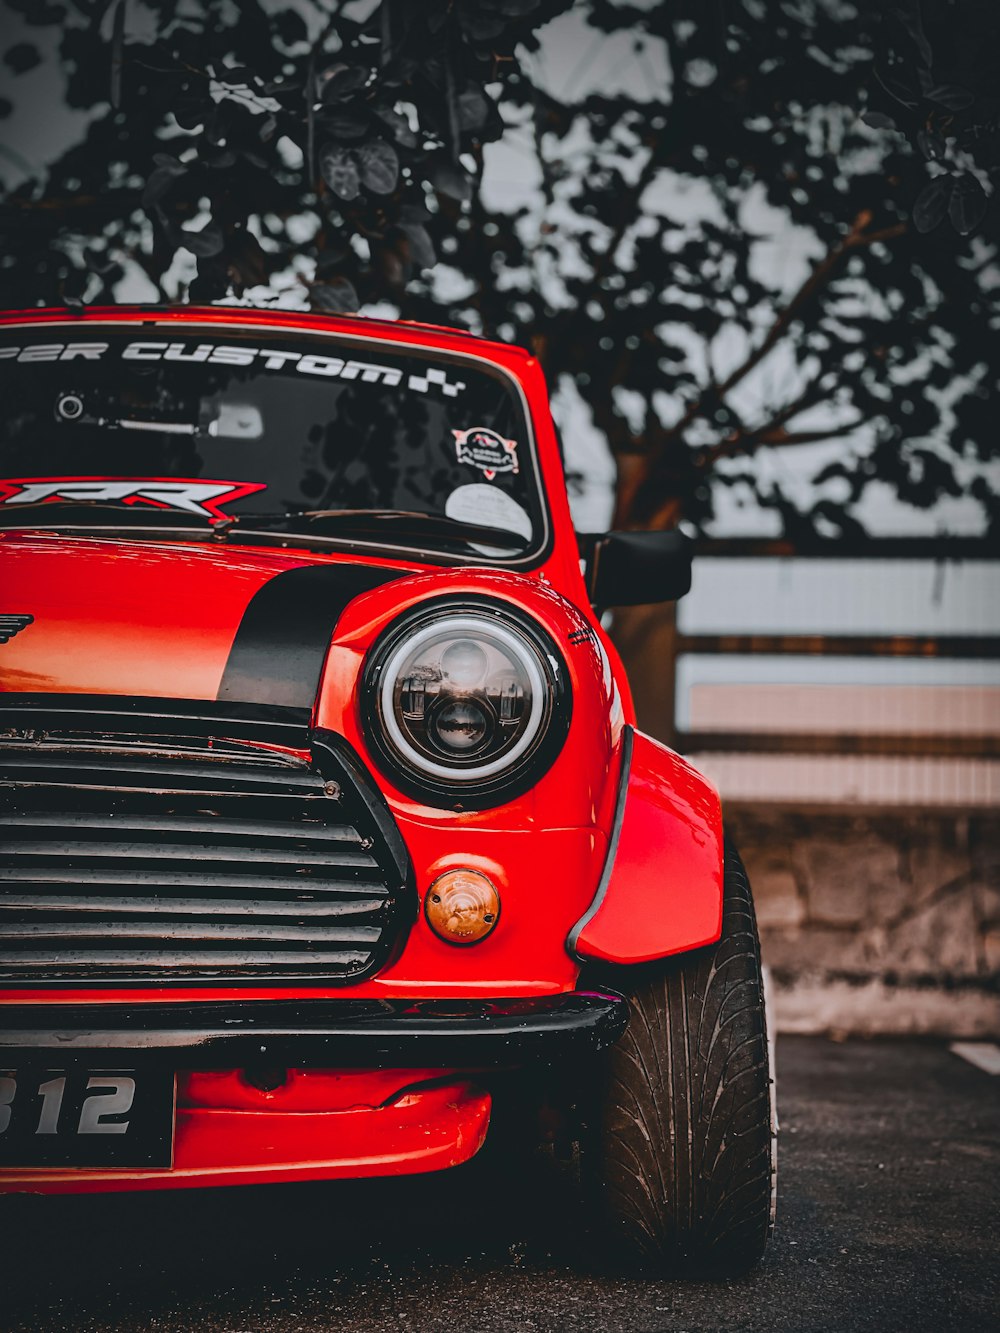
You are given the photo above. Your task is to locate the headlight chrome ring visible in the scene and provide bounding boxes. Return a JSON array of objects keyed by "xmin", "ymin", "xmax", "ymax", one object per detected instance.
[{"xmin": 362, "ymin": 599, "xmax": 570, "ymax": 808}]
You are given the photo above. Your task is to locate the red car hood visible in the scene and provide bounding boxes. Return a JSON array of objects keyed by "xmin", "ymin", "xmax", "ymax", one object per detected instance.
[{"xmin": 0, "ymin": 531, "xmax": 415, "ymax": 705}]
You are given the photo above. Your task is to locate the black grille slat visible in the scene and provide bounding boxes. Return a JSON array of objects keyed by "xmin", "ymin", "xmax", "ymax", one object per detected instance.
[
  {"xmin": 0, "ymin": 812, "xmax": 364, "ymax": 844},
  {"xmin": 0, "ymin": 713, "xmax": 412, "ymax": 986},
  {"xmin": 1, "ymin": 895, "xmax": 388, "ymax": 917},
  {"xmin": 3, "ymin": 839, "xmax": 377, "ymax": 869},
  {"xmin": 2, "ymin": 922, "xmax": 382, "ymax": 944},
  {"xmin": 2, "ymin": 759, "xmax": 320, "ymax": 793},
  {"xmin": 0, "ymin": 950, "xmax": 372, "ymax": 974},
  {"xmin": 0, "ymin": 867, "xmax": 386, "ymax": 895},
  {"xmin": 5, "ymin": 781, "xmax": 328, "ymax": 802}
]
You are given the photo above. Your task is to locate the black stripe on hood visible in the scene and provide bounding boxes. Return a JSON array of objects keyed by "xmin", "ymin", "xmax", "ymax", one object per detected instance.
[{"xmin": 218, "ymin": 564, "xmax": 403, "ymax": 710}]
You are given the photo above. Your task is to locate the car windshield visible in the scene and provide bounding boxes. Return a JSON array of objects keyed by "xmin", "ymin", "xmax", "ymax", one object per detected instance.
[{"xmin": 0, "ymin": 324, "xmax": 546, "ymax": 562}]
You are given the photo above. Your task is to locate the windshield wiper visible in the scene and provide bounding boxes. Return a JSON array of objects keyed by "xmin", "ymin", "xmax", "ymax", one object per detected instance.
[
  {"xmin": 0, "ymin": 501, "xmax": 530, "ymax": 552},
  {"xmin": 216, "ymin": 509, "xmax": 530, "ymax": 552}
]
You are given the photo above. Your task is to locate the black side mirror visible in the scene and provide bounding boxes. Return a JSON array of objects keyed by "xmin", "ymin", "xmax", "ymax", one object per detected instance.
[{"xmin": 579, "ymin": 530, "xmax": 693, "ymax": 607}]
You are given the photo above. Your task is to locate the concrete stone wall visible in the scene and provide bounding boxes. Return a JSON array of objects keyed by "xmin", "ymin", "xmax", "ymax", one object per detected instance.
[{"xmin": 727, "ymin": 805, "xmax": 1000, "ymax": 1037}]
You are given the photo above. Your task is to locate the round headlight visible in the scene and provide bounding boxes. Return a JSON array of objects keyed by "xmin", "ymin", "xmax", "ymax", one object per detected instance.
[{"xmin": 363, "ymin": 602, "xmax": 569, "ymax": 805}]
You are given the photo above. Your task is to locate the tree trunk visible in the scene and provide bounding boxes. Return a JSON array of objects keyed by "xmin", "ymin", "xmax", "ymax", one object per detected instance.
[{"xmin": 610, "ymin": 601, "xmax": 679, "ymax": 748}]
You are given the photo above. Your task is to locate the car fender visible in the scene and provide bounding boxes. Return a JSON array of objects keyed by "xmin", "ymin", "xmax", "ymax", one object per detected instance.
[{"xmin": 567, "ymin": 725, "xmax": 724, "ymax": 966}]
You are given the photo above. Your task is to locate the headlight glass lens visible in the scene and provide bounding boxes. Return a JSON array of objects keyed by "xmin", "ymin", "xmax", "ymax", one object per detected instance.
[{"xmin": 374, "ymin": 612, "xmax": 555, "ymax": 786}]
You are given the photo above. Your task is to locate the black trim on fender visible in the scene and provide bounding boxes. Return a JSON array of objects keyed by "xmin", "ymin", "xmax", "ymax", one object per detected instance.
[
  {"xmin": 565, "ymin": 724, "xmax": 634, "ymax": 961},
  {"xmin": 0, "ymin": 993, "xmax": 628, "ymax": 1067},
  {"xmin": 218, "ymin": 564, "xmax": 404, "ymax": 709}
]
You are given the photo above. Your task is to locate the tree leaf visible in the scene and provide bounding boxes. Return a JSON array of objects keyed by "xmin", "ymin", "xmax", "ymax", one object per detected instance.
[
  {"xmin": 398, "ymin": 221, "xmax": 435, "ymax": 268},
  {"xmin": 948, "ymin": 174, "xmax": 987, "ymax": 236},
  {"xmin": 141, "ymin": 159, "xmax": 187, "ymax": 209},
  {"xmin": 357, "ymin": 138, "xmax": 398, "ymax": 194},
  {"xmin": 61, "ymin": 266, "xmax": 88, "ymax": 307},
  {"xmin": 912, "ymin": 177, "xmax": 950, "ymax": 233},
  {"xmin": 374, "ymin": 104, "xmax": 418, "ymax": 148},
  {"xmin": 860, "ymin": 109, "xmax": 896, "ymax": 130},
  {"xmin": 430, "ymin": 158, "xmax": 471, "ymax": 202},
  {"xmin": 319, "ymin": 63, "xmax": 369, "ymax": 104},
  {"xmin": 262, "ymin": 78, "xmax": 303, "ymax": 101},
  {"xmin": 426, "ymin": 0, "xmax": 451, "ymax": 34},
  {"xmin": 226, "ymin": 230, "xmax": 269, "ymax": 291},
  {"xmin": 205, "ymin": 101, "xmax": 234, "ymax": 147},
  {"xmin": 319, "ymin": 143, "xmax": 360, "ymax": 200},
  {"xmin": 457, "ymin": 84, "xmax": 490, "ymax": 132},
  {"xmin": 399, "ymin": 202, "xmax": 432, "ymax": 224},
  {"xmin": 216, "ymin": 64, "xmax": 255, "ymax": 87},
  {"xmin": 874, "ymin": 67, "xmax": 919, "ymax": 108},
  {"xmin": 152, "ymin": 152, "xmax": 186, "ymax": 172},
  {"xmin": 204, "ymin": 149, "xmax": 237, "ymax": 169},
  {"xmin": 892, "ymin": 1, "xmax": 933, "ymax": 66},
  {"xmin": 3, "ymin": 43, "xmax": 41, "ymax": 74},
  {"xmin": 273, "ymin": 10, "xmax": 308, "ymax": 47},
  {"xmin": 177, "ymin": 221, "xmax": 225, "ymax": 257},
  {"xmin": 925, "ymin": 84, "xmax": 973, "ymax": 111},
  {"xmin": 316, "ymin": 241, "xmax": 351, "ymax": 274},
  {"xmin": 459, "ymin": 9, "xmax": 507, "ymax": 41},
  {"xmin": 312, "ymin": 277, "xmax": 360, "ymax": 312},
  {"xmin": 318, "ymin": 109, "xmax": 370, "ymax": 139},
  {"xmin": 173, "ymin": 97, "xmax": 207, "ymax": 131}
]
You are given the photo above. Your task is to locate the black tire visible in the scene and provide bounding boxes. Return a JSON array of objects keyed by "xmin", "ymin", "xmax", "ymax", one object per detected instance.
[{"xmin": 584, "ymin": 840, "xmax": 776, "ymax": 1274}]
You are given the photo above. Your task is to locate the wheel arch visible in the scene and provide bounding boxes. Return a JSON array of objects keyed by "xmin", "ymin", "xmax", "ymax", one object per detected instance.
[{"xmin": 567, "ymin": 725, "xmax": 724, "ymax": 966}]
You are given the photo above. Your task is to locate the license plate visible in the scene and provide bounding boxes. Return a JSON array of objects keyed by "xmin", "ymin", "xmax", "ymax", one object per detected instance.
[{"xmin": 0, "ymin": 1068, "xmax": 175, "ymax": 1169}]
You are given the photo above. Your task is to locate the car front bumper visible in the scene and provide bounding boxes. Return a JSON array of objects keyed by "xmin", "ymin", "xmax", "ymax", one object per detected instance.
[
  {"xmin": 0, "ymin": 992, "xmax": 627, "ymax": 1193},
  {"xmin": 0, "ymin": 991, "xmax": 627, "ymax": 1065}
]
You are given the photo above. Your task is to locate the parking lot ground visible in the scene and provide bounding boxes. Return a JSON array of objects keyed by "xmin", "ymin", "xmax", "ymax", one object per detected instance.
[{"xmin": 3, "ymin": 1036, "xmax": 998, "ymax": 1333}]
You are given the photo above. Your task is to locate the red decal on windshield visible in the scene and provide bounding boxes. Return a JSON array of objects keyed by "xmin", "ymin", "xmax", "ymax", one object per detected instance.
[{"xmin": 0, "ymin": 477, "xmax": 267, "ymax": 519}]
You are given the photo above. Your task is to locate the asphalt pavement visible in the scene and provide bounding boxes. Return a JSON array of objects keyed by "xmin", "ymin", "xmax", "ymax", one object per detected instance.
[{"xmin": 2, "ymin": 1037, "xmax": 998, "ymax": 1332}]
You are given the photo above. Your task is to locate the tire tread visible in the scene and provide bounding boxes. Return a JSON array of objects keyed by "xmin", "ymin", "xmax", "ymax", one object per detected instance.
[{"xmin": 590, "ymin": 840, "xmax": 774, "ymax": 1273}]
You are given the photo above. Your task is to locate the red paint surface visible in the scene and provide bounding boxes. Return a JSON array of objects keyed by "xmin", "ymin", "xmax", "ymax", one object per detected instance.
[
  {"xmin": 572, "ymin": 731, "xmax": 725, "ymax": 965},
  {"xmin": 0, "ymin": 530, "xmax": 417, "ymax": 699},
  {"xmin": 0, "ymin": 1078, "xmax": 490, "ymax": 1194},
  {"xmin": 176, "ymin": 1067, "xmax": 447, "ymax": 1111}
]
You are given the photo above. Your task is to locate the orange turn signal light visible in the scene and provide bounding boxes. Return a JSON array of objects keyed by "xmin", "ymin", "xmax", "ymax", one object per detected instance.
[{"xmin": 425, "ymin": 868, "xmax": 500, "ymax": 945}]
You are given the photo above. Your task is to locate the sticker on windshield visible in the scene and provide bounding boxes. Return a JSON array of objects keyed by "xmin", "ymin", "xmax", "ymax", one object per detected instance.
[
  {"xmin": 452, "ymin": 426, "xmax": 519, "ymax": 481},
  {"xmin": 0, "ymin": 341, "xmax": 468, "ymax": 398},
  {"xmin": 0, "ymin": 477, "xmax": 266, "ymax": 519},
  {"xmin": 445, "ymin": 484, "xmax": 532, "ymax": 556}
]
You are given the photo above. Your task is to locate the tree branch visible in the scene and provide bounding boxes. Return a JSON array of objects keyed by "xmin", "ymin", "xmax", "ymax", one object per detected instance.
[
  {"xmin": 712, "ymin": 214, "xmax": 905, "ymax": 401},
  {"xmin": 621, "ymin": 211, "xmax": 908, "ymax": 526},
  {"xmin": 706, "ymin": 418, "xmax": 865, "ymax": 462}
]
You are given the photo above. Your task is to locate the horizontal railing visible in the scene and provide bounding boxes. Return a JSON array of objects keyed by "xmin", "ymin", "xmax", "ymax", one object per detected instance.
[{"xmin": 670, "ymin": 542, "xmax": 999, "ymax": 805}]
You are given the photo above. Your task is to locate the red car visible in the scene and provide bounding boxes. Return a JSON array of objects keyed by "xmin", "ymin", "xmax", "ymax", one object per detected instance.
[{"xmin": 0, "ymin": 306, "xmax": 775, "ymax": 1272}]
